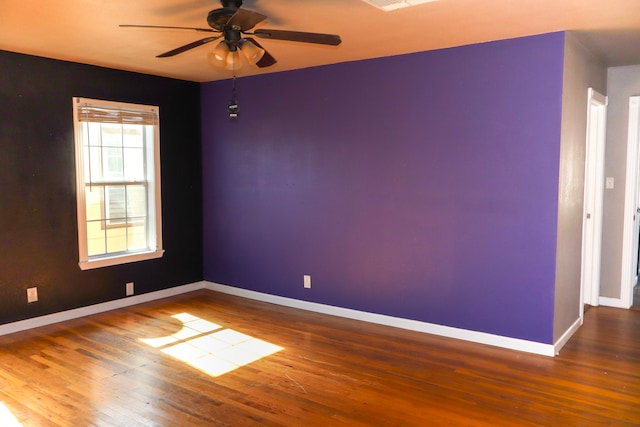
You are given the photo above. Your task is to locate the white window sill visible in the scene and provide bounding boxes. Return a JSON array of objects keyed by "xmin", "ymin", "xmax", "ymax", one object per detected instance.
[{"xmin": 78, "ymin": 249, "xmax": 165, "ymax": 270}]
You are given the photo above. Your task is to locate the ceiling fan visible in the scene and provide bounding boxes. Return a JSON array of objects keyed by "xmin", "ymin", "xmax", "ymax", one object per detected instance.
[{"xmin": 120, "ymin": 0, "xmax": 342, "ymax": 70}]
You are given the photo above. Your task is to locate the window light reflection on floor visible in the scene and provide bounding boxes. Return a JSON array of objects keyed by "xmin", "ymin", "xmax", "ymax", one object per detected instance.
[
  {"xmin": 140, "ymin": 313, "xmax": 283, "ymax": 377},
  {"xmin": 0, "ymin": 402, "xmax": 23, "ymax": 427}
]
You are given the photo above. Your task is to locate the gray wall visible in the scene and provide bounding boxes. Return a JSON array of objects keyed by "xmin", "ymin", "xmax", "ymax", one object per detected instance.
[
  {"xmin": 554, "ymin": 34, "xmax": 606, "ymax": 341},
  {"xmin": 600, "ymin": 64, "xmax": 640, "ymax": 299}
]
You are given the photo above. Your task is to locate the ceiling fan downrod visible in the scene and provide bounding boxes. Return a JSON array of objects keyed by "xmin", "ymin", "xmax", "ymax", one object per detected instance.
[{"xmin": 221, "ymin": 0, "xmax": 243, "ymax": 8}]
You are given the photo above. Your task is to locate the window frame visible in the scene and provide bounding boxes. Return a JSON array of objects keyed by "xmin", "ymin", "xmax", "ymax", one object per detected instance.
[{"xmin": 73, "ymin": 97, "xmax": 164, "ymax": 270}]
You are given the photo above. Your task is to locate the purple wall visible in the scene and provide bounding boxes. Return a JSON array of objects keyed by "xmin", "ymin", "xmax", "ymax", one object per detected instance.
[{"xmin": 201, "ymin": 32, "xmax": 565, "ymax": 343}]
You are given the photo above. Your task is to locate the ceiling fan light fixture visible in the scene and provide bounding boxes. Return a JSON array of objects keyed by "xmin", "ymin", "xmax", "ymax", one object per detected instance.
[
  {"xmin": 208, "ymin": 41, "xmax": 230, "ymax": 68},
  {"xmin": 225, "ymin": 49, "xmax": 242, "ymax": 71},
  {"xmin": 240, "ymin": 40, "xmax": 265, "ymax": 65}
]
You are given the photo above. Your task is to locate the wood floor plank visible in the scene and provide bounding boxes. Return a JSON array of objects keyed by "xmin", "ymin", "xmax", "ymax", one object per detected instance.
[{"xmin": 0, "ymin": 290, "xmax": 639, "ymax": 426}]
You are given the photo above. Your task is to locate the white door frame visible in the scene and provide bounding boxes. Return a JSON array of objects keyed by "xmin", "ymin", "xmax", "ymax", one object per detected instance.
[
  {"xmin": 580, "ymin": 88, "xmax": 607, "ymax": 317},
  {"xmin": 620, "ymin": 96, "xmax": 640, "ymax": 309}
]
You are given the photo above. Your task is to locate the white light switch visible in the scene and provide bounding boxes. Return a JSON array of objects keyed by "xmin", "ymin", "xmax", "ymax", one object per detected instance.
[{"xmin": 606, "ymin": 177, "xmax": 615, "ymax": 189}]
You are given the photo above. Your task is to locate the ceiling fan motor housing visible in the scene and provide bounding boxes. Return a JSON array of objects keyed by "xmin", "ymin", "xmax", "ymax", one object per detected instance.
[
  {"xmin": 207, "ymin": 8, "xmax": 237, "ymax": 31},
  {"xmin": 223, "ymin": 28, "xmax": 242, "ymax": 50}
]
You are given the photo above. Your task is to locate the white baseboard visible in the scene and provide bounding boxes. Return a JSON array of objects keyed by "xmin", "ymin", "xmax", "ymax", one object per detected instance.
[
  {"xmin": 0, "ymin": 281, "xmax": 207, "ymax": 337},
  {"xmin": 553, "ymin": 317, "xmax": 581, "ymax": 356},
  {"xmin": 0, "ymin": 280, "xmax": 558, "ymax": 357},
  {"xmin": 599, "ymin": 296, "xmax": 630, "ymax": 309},
  {"xmin": 204, "ymin": 281, "xmax": 556, "ymax": 357}
]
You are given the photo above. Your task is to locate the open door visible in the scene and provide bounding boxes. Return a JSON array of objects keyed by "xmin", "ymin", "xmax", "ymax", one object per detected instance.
[
  {"xmin": 620, "ymin": 96, "xmax": 640, "ymax": 308},
  {"xmin": 581, "ymin": 88, "xmax": 607, "ymax": 315}
]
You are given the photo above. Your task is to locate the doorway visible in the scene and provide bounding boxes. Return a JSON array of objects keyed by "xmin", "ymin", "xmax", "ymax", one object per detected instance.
[
  {"xmin": 581, "ymin": 88, "xmax": 607, "ymax": 316},
  {"xmin": 621, "ymin": 96, "xmax": 640, "ymax": 308}
]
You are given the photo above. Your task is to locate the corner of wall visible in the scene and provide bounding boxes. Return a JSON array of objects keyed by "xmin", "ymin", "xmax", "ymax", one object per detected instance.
[{"xmin": 554, "ymin": 32, "xmax": 607, "ymax": 342}]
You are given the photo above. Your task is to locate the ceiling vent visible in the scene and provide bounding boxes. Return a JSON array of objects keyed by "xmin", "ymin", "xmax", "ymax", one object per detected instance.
[{"xmin": 362, "ymin": 0, "xmax": 439, "ymax": 12}]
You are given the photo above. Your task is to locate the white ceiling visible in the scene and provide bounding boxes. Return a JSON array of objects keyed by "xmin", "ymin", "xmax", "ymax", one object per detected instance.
[{"xmin": 1, "ymin": 0, "xmax": 640, "ymax": 83}]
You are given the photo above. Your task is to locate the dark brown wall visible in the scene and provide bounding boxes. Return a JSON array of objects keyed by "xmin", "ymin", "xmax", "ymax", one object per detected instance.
[{"xmin": 0, "ymin": 50, "xmax": 203, "ymax": 324}]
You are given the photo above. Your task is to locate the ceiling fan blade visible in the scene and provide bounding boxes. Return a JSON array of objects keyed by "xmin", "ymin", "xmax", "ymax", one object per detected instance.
[
  {"xmin": 156, "ymin": 36, "xmax": 221, "ymax": 58},
  {"xmin": 244, "ymin": 37, "xmax": 277, "ymax": 68},
  {"xmin": 120, "ymin": 24, "xmax": 217, "ymax": 33},
  {"xmin": 253, "ymin": 29, "xmax": 341, "ymax": 46},
  {"xmin": 227, "ymin": 8, "xmax": 267, "ymax": 31}
]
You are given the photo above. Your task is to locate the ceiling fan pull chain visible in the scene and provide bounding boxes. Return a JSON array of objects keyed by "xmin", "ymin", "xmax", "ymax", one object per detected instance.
[{"xmin": 228, "ymin": 73, "xmax": 239, "ymax": 118}]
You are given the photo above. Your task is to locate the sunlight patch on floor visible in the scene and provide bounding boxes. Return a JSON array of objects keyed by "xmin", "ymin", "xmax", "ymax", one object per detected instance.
[
  {"xmin": 0, "ymin": 402, "xmax": 23, "ymax": 427},
  {"xmin": 140, "ymin": 313, "xmax": 283, "ymax": 377}
]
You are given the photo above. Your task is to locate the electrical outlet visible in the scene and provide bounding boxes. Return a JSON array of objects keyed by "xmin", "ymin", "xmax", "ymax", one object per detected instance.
[
  {"xmin": 27, "ymin": 287, "xmax": 38, "ymax": 303},
  {"xmin": 126, "ymin": 282, "xmax": 134, "ymax": 296},
  {"xmin": 304, "ymin": 275, "xmax": 311, "ymax": 289}
]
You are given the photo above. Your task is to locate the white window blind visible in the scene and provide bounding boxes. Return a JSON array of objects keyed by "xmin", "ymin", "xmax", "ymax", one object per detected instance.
[{"xmin": 76, "ymin": 103, "xmax": 159, "ymax": 125}]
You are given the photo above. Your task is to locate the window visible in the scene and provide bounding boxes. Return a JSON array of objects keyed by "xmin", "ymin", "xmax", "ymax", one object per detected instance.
[{"xmin": 73, "ymin": 97, "xmax": 163, "ymax": 270}]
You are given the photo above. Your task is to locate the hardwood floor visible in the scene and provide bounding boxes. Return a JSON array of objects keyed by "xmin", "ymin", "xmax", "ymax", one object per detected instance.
[{"xmin": 0, "ymin": 290, "xmax": 638, "ymax": 426}]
